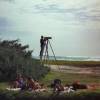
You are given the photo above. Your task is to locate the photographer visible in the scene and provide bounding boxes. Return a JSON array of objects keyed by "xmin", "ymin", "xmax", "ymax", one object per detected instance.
[
  {"xmin": 40, "ymin": 36, "xmax": 45, "ymax": 60},
  {"xmin": 40, "ymin": 36, "xmax": 52, "ymax": 60}
]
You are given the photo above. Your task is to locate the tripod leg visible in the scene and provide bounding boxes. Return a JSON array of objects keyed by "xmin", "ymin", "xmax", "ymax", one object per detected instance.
[
  {"xmin": 48, "ymin": 40, "xmax": 61, "ymax": 71},
  {"xmin": 44, "ymin": 47, "xmax": 47, "ymax": 63},
  {"xmin": 44, "ymin": 47, "xmax": 47, "ymax": 61},
  {"xmin": 48, "ymin": 40, "xmax": 56, "ymax": 61},
  {"xmin": 46, "ymin": 40, "xmax": 49, "ymax": 60},
  {"xmin": 44, "ymin": 42, "xmax": 49, "ymax": 64}
]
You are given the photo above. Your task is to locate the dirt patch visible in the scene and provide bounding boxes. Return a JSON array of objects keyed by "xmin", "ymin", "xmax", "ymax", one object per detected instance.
[{"xmin": 49, "ymin": 65, "xmax": 100, "ymax": 75}]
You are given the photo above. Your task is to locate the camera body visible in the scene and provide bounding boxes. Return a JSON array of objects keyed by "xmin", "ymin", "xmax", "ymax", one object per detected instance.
[{"xmin": 44, "ymin": 37, "xmax": 52, "ymax": 40}]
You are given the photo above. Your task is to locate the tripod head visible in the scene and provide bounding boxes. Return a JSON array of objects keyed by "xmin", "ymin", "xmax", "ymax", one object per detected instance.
[{"xmin": 44, "ymin": 37, "xmax": 52, "ymax": 40}]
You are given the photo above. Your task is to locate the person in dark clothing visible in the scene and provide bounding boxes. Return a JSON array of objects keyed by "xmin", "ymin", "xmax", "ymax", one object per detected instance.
[
  {"xmin": 40, "ymin": 36, "xmax": 46, "ymax": 60},
  {"xmin": 51, "ymin": 79, "xmax": 62, "ymax": 88},
  {"xmin": 50, "ymin": 79, "xmax": 63, "ymax": 93}
]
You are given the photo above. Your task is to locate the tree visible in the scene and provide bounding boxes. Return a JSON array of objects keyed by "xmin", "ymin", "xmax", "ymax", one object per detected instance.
[{"xmin": 0, "ymin": 39, "xmax": 49, "ymax": 81}]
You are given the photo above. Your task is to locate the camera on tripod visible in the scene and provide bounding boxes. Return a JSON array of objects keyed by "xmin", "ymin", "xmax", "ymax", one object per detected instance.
[{"xmin": 44, "ymin": 37, "xmax": 52, "ymax": 40}]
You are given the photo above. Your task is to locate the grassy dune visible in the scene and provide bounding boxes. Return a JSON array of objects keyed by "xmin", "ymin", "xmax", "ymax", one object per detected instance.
[
  {"xmin": 38, "ymin": 59, "xmax": 100, "ymax": 85},
  {"xmin": 0, "ymin": 60, "xmax": 100, "ymax": 100},
  {"xmin": 0, "ymin": 60, "xmax": 100, "ymax": 89}
]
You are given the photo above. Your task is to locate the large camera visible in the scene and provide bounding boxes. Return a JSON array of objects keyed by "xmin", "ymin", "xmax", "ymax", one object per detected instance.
[{"xmin": 44, "ymin": 37, "xmax": 52, "ymax": 40}]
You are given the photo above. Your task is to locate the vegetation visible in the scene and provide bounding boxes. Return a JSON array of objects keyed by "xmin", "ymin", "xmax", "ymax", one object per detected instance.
[
  {"xmin": 45, "ymin": 60, "xmax": 100, "ymax": 67},
  {"xmin": 0, "ymin": 39, "xmax": 50, "ymax": 81},
  {"xmin": 0, "ymin": 70, "xmax": 100, "ymax": 89},
  {"xmin": 0, "ymin": 89, "xmax": 100, "ymax": 100},
  {"xmin": 41, "ymin": 71, "xmax": 100, "ymax": 85}
]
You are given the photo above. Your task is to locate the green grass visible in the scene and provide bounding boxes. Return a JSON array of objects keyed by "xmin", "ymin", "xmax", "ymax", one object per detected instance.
[
  {"xmin": 41, "ymin": 71, "xmax": 100, "ymax": 85},
  {"xmin": 0, "ymin": 60, "xmax": 100, "ymax": 99},
  {"xmin": 0, "ymin": 71, "xmax": 100, "ymax": 90},
  {"xmin": 0, "ymin": 82, "xmax": 9, "ymax": 90},
  {"xmin": 0, "ymin": 70, "xmax": 100, "ymax": 100},
  {"xmin": 0, "ymin": 88, "xmax": 100, "ymax": 100},
  {"xmin": 0, "ymin": 60, "xmax": 100, "ymax": 88}
]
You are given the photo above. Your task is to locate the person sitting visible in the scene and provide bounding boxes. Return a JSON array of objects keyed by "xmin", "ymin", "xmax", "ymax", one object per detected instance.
[
  {"xmin": 34, "ymin": 80, "xmax": 41, "ymax": 90},
  {"xmin": 20, "ymin": 76, "xmax": 28, "ymax": 90},
  {"xmin": 34, "ymin": 82, "xmax": 47, "ymax": 92},
  {"xmin": 51, "ymin": 79, "xmax": 61, "ymax": 88},
  {"xmin": 51, "ymin": 79, "xmax": 64, "ymax": 93},
  {"xmin": 54, "ymin": 83, "xmax": 64, "ymax": 92},
  {"xmin": 27, "ymin": 77, "xmax": 35, "ymax": 90},
  {"xmin": 64, "ymin": 84, "xmax": 75, "ymax": 93},
  {"xmin": 9, "ymin": 74, "xmax": 25, "ymax": 89},
  {"xmin": 72, "ymin": 81, "xmax": 88, "ymax": 91}
]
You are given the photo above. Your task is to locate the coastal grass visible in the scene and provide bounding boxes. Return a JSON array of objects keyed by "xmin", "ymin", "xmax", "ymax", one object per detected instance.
[
  {"xmin": 0, "ymin": 60, "xmax": 100, "ymax": 100},
  {"xmin": 42, "ymin": 60, "xmax": 100, "ymax": 67},
  {"xmin": 0, "ymin": 71, "xmax": 100, "ymax": 90},
  {"xmin": 0, "ymin": 70, "xmax": 100, "ymax": 100},
  {"xmin": 40, "ymin": 71, "xmax": 100, "ymax": 85}
]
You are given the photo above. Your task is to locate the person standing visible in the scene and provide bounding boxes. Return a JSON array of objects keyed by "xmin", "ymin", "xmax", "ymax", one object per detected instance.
[{"xmin": 40, "ymin": 36, "xmax": 45, "ymax": 60}]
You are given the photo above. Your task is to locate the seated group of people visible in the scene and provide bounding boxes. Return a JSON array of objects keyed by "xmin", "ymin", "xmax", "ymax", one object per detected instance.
[
  {"xmin": 10, "ymin": 75, "xmax": 89, "ymax": 93},
  {"xmin": 10, "ymin": 74, "xmax": 46, "ymax": 91},
  {"xmin": 51, "ymin": 79, "xmax": 88, "ymax": 93}
]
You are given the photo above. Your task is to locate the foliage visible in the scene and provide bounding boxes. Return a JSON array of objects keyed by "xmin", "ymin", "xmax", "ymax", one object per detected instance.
[
  {"xmin": 0, "ymin": 39, "xmax": 50, "ymax": 81},
  {"xmin": 0, "ymin": 89, "xmax": 100, "ymax": 100}
]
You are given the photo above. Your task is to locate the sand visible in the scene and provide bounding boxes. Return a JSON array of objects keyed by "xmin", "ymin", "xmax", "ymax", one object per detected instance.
[{"xmin": 48, "ymin": 65, "xmax": 100, "ymax": 75}]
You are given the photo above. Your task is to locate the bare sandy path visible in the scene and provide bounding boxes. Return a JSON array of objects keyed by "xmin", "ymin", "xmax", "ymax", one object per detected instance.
[{"xmin": 48, "ymin": 65, "xmax": 100, "ymax": 75}]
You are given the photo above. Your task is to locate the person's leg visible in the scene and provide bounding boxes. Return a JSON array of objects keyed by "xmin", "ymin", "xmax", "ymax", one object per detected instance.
[{"xmin": 40, "ymin": 45, "xmax": 45, "ymax": 60}]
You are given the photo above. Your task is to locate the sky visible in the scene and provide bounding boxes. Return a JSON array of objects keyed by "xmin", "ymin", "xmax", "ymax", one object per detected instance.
[{"xmin": 0, "ymin": 0, "xmax": 100, "ymax": 57}]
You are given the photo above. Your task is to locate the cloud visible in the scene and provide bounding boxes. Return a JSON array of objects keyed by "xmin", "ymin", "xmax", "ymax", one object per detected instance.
[
  {"xmin": 0, "ymin": 0, "xmax": 14, "ymax": 2},
  {"xmin": 0, "ymin": 17, "xmax": 8, "ymax": 27},
  {"xmin": 0, "ymin": 17, "xmax": 13, "ymax": 26},
  {"xmin": 20, "ymin": 0, "xmax": 97, "ymax": 22},
  {"xmin": 0, "ymin": 17, "xmax": 13, "ymax": 33}
]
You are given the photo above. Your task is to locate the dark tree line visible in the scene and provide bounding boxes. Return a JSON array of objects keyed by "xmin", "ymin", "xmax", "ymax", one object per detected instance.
[{"xmin": 0, "ymin": 39, "xmax": 49, "ymax": 81}]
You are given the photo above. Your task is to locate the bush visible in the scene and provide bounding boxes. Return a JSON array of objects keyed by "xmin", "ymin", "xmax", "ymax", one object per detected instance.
[{"xmin": 0, "ymin": 39, "xmax": 50, "ymax": 81}]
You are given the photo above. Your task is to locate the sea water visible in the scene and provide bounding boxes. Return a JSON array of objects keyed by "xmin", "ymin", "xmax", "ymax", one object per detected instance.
[{"xmin": 33, "ymin": 56, "xmax": 100, "ymax": 61}]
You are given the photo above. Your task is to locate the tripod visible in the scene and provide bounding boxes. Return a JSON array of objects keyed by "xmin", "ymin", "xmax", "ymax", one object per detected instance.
[
  {"xmin": 45, "ymin": 40, "xmax": 56, "ymax": 62},
  {"xmin": 40, "ymin": 39, "xmax": 60, "ymax": 70}
]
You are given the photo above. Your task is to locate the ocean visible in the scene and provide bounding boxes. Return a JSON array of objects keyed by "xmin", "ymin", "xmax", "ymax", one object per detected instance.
[{"xmin": 33, "ymin": 56, "xmax": 100, "ymax": 61}]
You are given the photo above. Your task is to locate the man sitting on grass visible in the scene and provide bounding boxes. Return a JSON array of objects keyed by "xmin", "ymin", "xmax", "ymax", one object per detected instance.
[
  {"xmin": 27, "ymin": 77, "xmax": 47, "ymax": 92},
  {"xmin": 50, "ymin": 79, "xmax": 64, "ymax": 93}
]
